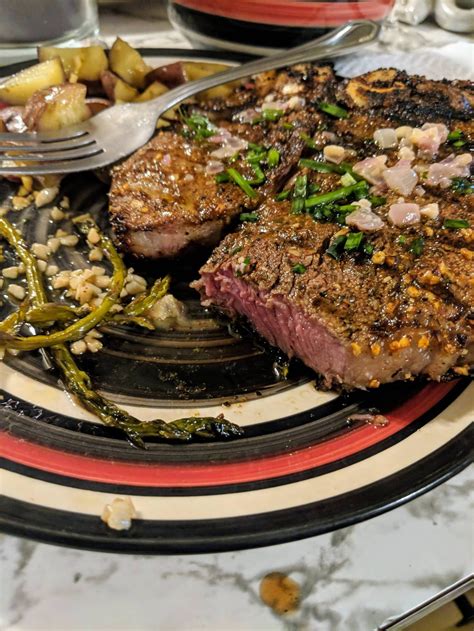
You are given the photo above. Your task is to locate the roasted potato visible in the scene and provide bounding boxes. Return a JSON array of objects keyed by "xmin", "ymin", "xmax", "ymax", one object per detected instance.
[
  {"xmin": 133, "ymin": 81, "xmax": 168, "ymax": 103},
  {"xmin": 38, "ymin": 46, "xmax": 108, "ymax": 82},
  {"xmin": 183, "ymin": 62, "xmax": 238, "ymax": 99},
  {"xmin": 23, "ymin": 83, "xmax": 91, "ymax": 131},
  {"xmin": 0, "ymin": 58, "xmax": 65, "ymax": 105},
  {"xmin": 145, "ymin": 62, "xmax": 186, "ymax": 89},
  {"xmin": 109, "ymin": 38, "xmax": 151, "ymax": 89},
  {"xmin": 100, "ymin": 71, "xmax": 138, "ymax": 102},
  {"xmin": 0, "ymin": 106, "xmax": 27, "ymax": 133}
]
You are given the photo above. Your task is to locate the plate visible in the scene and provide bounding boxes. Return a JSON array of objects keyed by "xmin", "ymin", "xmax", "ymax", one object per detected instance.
[{"xmin": 0, "ymin": 50, "xmax": 472, "ymax": 554}]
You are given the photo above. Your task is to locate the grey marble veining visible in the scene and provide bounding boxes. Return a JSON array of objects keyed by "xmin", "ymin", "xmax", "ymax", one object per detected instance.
[{"xmin": 1, "ymin": 467, "xmax": 472, "ymax": 631}]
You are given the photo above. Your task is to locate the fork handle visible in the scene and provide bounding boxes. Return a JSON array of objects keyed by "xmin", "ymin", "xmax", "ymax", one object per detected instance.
[{"xmin": 139, "ymin": 20, "xmax": 379, "ymax": 115}]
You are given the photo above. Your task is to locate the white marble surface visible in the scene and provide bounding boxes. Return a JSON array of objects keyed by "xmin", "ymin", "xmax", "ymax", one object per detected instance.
[
  {"xmin": 1, "ymin": 9, "xmax": 473, "ymax": 631},
  {"xmin": 1, "ymin": 467, "xmax": 473, "ymax": 630}
]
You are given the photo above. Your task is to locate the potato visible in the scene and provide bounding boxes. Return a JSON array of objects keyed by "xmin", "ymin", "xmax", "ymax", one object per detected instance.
[
  {"xmin": 100, "ymin": 71, "xmax": 138, "ymax": 103},
  {"xmin": 0, "ymin": 106, "xmax": 27, "ymax": 133},
  {"xmin": 145, "ymin": 62, "xmax": 186, "ymax": 89},
  {"xmin": 38, "ymin": 46, "xmax": 108, "ymax": 82},
  {"xmin": 109, "ymin": 38, "xmax": 151, "ymax": 89},
  {"xmin": 181, "ymin": 62, "xmax": 238, "ymax": 99},
  {"xmin": 133, "ymin": 81, "xmax": 168, "ymax": 103},
  {"xmin": 23, "ymin": 83, "xmax": 91, "ymax": 132},
  {"xmin": 0, "ymin": 58, "xmax": 65, "ymax": 105}
]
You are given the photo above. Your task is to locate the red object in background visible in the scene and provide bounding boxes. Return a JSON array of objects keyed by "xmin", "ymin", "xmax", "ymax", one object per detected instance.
[{"xmin": 169, "ymin": 0, "xmax": 393, "ymax": 53}]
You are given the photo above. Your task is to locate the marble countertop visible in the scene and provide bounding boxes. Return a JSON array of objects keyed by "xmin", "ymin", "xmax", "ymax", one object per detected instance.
[{"xmin": 1, "ymin": 8, "xmax": 473, "ymax": 631}]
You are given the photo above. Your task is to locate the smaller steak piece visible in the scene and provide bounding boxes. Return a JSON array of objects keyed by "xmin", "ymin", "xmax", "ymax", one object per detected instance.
[
  {"xmin": 109, "ymin": 130, "xmax": 249, "ymax": 258},
  {"xmin": 194, "ymin": 199, "xmax": 473, "ymax": 390}
]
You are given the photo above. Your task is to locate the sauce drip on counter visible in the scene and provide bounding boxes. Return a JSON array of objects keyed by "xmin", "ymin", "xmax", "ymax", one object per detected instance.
[{"xmin": 259, "ymin": 572, "xmax": 300, "ymax": 615}]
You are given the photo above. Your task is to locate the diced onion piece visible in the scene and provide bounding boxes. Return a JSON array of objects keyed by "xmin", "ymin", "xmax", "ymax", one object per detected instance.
[
  {"xmin": 388, "ymin": 203, "xmax": 420, "ymax": 227},
  {"xmin": 410, "ymin": 123, "xmax": 449, "ymax": 156},
  {"xmin": 427, "ymin": 153, "xmax": 472, "ymax": 188},
  {"xmin": 346, "ymin": 207, "xmax": 385, "ymax": 232},
  {"xmin": 353, "ymin": 155, "xmax": 388, "ymax": 185},
  {"xmin": 383, "ymin": 162, "xmax": 418, "ymax": 196},
  {"xmin": 373, "ymin": 128, "xmax": 398, "ymax": 149},
  {"xmin": 420, "ymin": 202, "xmax": 439, "ymax": 220},
  {"xmin": 205, "ymin": 160, "xmax": 225, "ymax": 174},
  {"xmin": 396, "ymin": 126, "xmax": 413, "ymax": 140}
]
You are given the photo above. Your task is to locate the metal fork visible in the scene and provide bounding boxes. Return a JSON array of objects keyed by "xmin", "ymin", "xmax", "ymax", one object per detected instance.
[{"xmin": 0, "ymin": 20, "xmax": 379, "ymax": 175}]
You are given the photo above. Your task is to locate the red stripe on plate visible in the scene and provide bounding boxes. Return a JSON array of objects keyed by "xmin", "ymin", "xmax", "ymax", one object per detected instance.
[
  {"xmin": 173, "ymin": 0, "xmax": 393, "ymax": 27},
  {"xmin": 0, "ymin": 382, "xmax": 456, "ymax": 487}
]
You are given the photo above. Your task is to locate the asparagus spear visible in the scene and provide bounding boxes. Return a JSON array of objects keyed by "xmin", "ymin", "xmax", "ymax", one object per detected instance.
[{"xmin": 0, "ymin": 217, "xmax": 243, "ymax": 447}]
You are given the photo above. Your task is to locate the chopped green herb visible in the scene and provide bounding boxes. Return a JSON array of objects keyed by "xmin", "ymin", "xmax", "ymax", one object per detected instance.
[
  {"xmin": 281, "ymin": 122, "xmax": 295, "ymax": 130},
  {"xmin": 452, "ymin": 140, "xmax": 466, "ymax": 148},
  {"xmin": 299, "ymin": 132, "xmax": 317, "ymax": 149},
  {"xmin": 397, "ymin": 235, "xmax": 407, "ymax": 244},
  {"xmin": 267, "ymin": 148, "xmax": 280, "ymax": 168},
  {"xmin": 338, "ymin": 204, "xmax": 358, "ymax": 212},
  {"xmin": 340, "ymin": 172, "xmax": 357, "ymax": 187},
  {"xmin": 262, "ymin": 108, "xmax": 284, "ymax": 122},
  {"xmin": 230, "ymin": 245, "xmax": 242, "ymax": 255},
  {"xmin": 308, "ymin": 183, "xmax": 321, "ymax": 195},
  {"xmin": 227, "ymin": 168, "xmax": 257, "ymax": 198},
  {"xmin": 246, "ymin": 144, "xmax": 266, "ymax": 163},
  {"xmin": 291, "ymin": 174, "xmax": 307, "ymax": 215},
  {"xmin": 183, "ymin": 113, "xmax": 215, "ymax": 139},
  {"xmin": 326, "ymin": 235, "xmax": 347, "ymax": 260},
  {"xmin": 247, "ymin": 163, "xmax": 266, "ymax": 185},
  {"xmin": 344, "ymin": 232, "xmax": 364, "ymax": 251},
  {"xmin": 239, "ymin": 212, "xmax": 259, "ymax": 222},
  {"xmin": 451, "ymin": 177, "xmax": 474, "ymax": 196},
  {"xmin": 215, "ymin": 172, "xmax": 230, "ymax": 183},
  {"xmin": 318, "ymin": 102, "xmax": 349, "ymax": 119},
  {"xmin": 443, "ymin": 218, "xmax": 470, "ymax": 229},
  {"xmin": 276, "ymin": 190, "xmax": 291, "ymax": 201},
  {"xmin": 305, "ymin": 181, "xmax": 368, "ymax": 209},
  {"xmin": 292, "ymin": 263, "xmax": 307, "ymax": 274},
  {"xmin": 409, "ymin": 237, "xmax": 425, "ymax": 257},
  {"xmin": 243, "ymin": 256, "xmax": 251, "ymax": 265},
  {"xmin": 363, "ymin": 242, "xmax": 374, "ymax": 255},
  {"xmin": 368, "ymin": 195, "xmax": 387, "ymax": 208},
  {"xmin": 299, "ymin": 159, "xmax": 345, "ymax": 174},
  {"xmin": 447, "ymin": 130, "xmax": 466, "ymax": 147}
]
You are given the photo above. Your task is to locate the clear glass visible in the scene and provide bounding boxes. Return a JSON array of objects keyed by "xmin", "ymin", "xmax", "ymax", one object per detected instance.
[{"xmin": 0, "ymin": 0, "xmax": 99, "ymax": 62}]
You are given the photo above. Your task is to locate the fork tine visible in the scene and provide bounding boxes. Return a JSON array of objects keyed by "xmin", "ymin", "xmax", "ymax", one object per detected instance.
[
  {"xmin": 0, "ymin": 137, "xmax": 97, "ymax": 153},
  {"xmin": 0, "ymin": 128, "xmax": 89, "ymax": 144},
  {"xmin": 0, "ymin": 146, "xmax": 104, "ymax": 162},
  {"xmin": 0, "ymin": 153, "xmax": 109, "ymax": 175}
]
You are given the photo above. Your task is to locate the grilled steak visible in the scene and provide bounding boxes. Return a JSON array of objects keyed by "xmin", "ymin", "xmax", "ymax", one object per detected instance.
[
  {"xmin": 193, "ymin": 68, "xmax": 473, "ymax": 389},
  {"xmin": 108, "ymin": 65, "xmax": 335, "ymax": 258}
]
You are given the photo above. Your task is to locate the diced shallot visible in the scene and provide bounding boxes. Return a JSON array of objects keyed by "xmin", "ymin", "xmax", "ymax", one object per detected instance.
[
  {"xmin": 235, "ymin": 108, "xmax": 259, "ymax": 124},
  {"xmin": 388, "ymin": 203, "xmax": 420, "ymax": 227},
  {"xmin": 262, "ymin": 100, "xmax": 288, "ymax": 111},
  {"xmin": 373, "ymin": 128, "xmax": 398, "ymax": 149},
  {"xmin": 383, "ymin": 161, "xmax": 418, "ymax": 196},
  {"xmin": 427, "ymin": 153, "xmax": 472, "ymax": 188},
  {"xmin": 205, "ymin": 160, "xmax": 225, "ymax": 175},
  {"xmin": 210, "ymin": 135, "xmax": 248, "ymax": 159},
  {"xmin": 410, "ymin": 123, "xmax": 449, "ymax": 157},
  {"xmin": 353, "ymin": 155, "xmax": 388, "ymax": 185},
  {"xmin": 420, "ymin": 202, "xmax": 439, "ymax": 220},
  {"xmin": 161, "ymin": 153, "xmax": 171, "ymax": 167},
  {"xmin": 346, "ymin": 207, "xmax": 385, "ymax": 232}
]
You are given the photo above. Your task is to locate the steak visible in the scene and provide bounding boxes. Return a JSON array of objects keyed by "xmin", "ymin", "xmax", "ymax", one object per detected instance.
[
  {"xmin": 192, "ymin": 69, "xmax": 474, "ymax": 389},
  {"xmin": 108, "ymin": 65, "xmax": 335, "ymax": 258}
]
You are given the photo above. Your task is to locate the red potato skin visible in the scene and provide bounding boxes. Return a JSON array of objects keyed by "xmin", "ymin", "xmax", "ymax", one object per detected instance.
[
  {"xmin": 85, "ymin": 98, "xmax": 111, "ymax": 115},
  {"xmin": 145, "ymin": 62, "xmax": 186, "ymax": 89}
]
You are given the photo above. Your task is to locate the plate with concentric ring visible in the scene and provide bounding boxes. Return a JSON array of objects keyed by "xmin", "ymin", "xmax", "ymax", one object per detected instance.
[{"xmin": 0, "ymin": 50, "xmax": 472, "ymax": 553}]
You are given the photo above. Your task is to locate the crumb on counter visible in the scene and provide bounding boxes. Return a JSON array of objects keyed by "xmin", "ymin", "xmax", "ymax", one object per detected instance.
[{"xmin": 101, "ymin": 497, "xmax": 137, "ymax": 531}]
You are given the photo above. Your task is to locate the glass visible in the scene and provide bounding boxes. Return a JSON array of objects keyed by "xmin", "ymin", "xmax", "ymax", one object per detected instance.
[{"xmin": 0, "ymin": 0, "xmax": 99, "ymax": 64}]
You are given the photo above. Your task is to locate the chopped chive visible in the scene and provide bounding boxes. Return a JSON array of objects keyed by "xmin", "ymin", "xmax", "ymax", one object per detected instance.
[
  {"xmin": 305, "ymin": 181, "xmax": 368, "ymax": 209},
  {"xmin": 340, "ymin": 172, "xmax": 357, "ymax": 187},
  {"xmin": 344, "ymin": 232, "xmax": 364, "ymax": 251},
  {"xmin": 337, "ymin": 204, "xmax": 358, "ymax": 212},
  {"xmin": 215, "ymin": 172, "xmax": 230, "ymax": 183},
  {"xmin": 308, "ymin": 183, "xmax": 321, "ymax": 195},
  {"xmin": 183, "ymin": 113, "xmax": 215, "ymax": 139},
  {"xmin": 262, "ymin": 108, "xmax": 284, "ymax": 121},
  {"xmin": 453, "ymin": 140, "xmax": 466, "ymax": 148},
  {"xmin": 230, "ymin": 245, "xmax": 242, "ymax": 255},
  {"xmin": 281, "ymin": 122, "xmax": 295, "ymax": 130},
  {"xmin": 318, "ymin": 102, "xmax": 349, "ymax": 119},
  {"xmin": 227, "ymin": 168, "xmax": 257, "ymax": 198},
  {"xmin": 243, "ymin": 256, "xmax": 251, "ymax": 265},
  {"xmin": 299, "ymin": 132, "xmax": 317, "ymax": 149},
  {"xmin": 239, "ymin": 212, "xmax": 259, "ymax": 222},
  {"xmin": 292, "ymin": 263, "xmax": 307, "ymax": 274},
  {"xmin": 326, "ymin": 235, "xmax": 347, "ymax": 260},
  {"xmin": 247, "ymin": 163, "xmax": 266, "ymax": 185},
  {"xmin": 409, "ymin": 237, "xmax": 425, "ymax": 257},
  {"xmin": 267, "ymin": 148, "xmax": 280, "ymax": 168},
  {"xmin": 291, "ymin": 174, "xmax": 307, "ymax": 214},
  {"xmin": 443, "ymin": 218, "xmax": 470, "ymax": 229},
  {"xmin": 447, "ymin": 129, "xmax": 463, "ymax": 141},
  {"xmin": 368, "ymin": 195, "xmax": 387, "ymax": 208},
  {"xmin": 397, "ymin": 235, "xmax": 407, "ymax": 244},
  {"xmin": 451, "ymin": 177, "xmax": 474, "ymax": 195},
  {"xmin": 248, "ymin": 142, "xmax": 264, "ymax": 150},
  {"xmin": 276, "ymin": 190, "xmax": 291, "ymax": 201},
  {"xmin": 363, "ymin": 242, "xmax": 374, "ymax": 255},
  {"xmin": 299, "ymin": 159, "xmax": 345, "ymax": 174}
]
